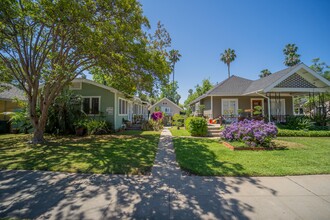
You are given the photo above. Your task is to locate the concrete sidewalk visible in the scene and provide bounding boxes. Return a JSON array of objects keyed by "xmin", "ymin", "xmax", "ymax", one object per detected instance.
[{"xmin": 0, "ymin": 128, "xmax": 330, "ymax": 219}]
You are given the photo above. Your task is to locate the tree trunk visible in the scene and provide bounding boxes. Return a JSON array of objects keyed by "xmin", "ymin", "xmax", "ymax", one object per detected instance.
[
  {"xmin": 30, "ymin": 100, "xmax": 51, "ymax": 144},
  {"xmin": 227, "ymin": 63, "xmax": 230, "ymax": 78},
  {"xmin": 32, "ymin": 126, "xmax": 46, "ymax": 144}
]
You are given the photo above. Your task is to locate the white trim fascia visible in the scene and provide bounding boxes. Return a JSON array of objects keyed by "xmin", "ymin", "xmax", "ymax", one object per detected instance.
[
  {"xmin": 148, "ymin": 97, "xmax": 183, "ymax": 111},
  {"xmin": 114, "ymin": 92, "xmax": 117, "ymax": 129},
  {"xmin": 81, "ymin": 96, "xmax": 101, "ymax": 116},
  {"xmin": 264, "ymin": 64, "xmax": 330, "ymax": 93},
  {"xmin": 270, "ymin": 88, "xmax": 327, "ymax": 93},
  {"xmin": 250, "ymin": 98, "xmax": 265, "ymax": 116}
]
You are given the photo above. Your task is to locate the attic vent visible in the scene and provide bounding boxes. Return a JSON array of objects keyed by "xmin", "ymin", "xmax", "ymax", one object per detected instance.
[
  {"xmin": 69, "ymin": 82, "xmax": 82, "ymax": 90},
  {"xmin": 275, "ymin": 73, "xmax": 317, "ymax": 88}
]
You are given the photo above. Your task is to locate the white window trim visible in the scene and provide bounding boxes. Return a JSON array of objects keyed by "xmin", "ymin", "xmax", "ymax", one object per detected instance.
[
  {"xmin": 250, "ymin": 98, "xmax": 264, "ymax": 116},
  {"xmin": 221, "ymin": 99, "xmax": 238, "ymax": 115},
  {"xmin": 118, "ymin": 98, "xmax": 128, "ymax": 116},
  {"xmin": 81, "ymin": 96, "xmax": 101, "ymax": 116},
  {"xmin": 270, "ymin": 99, "xmax": 286, "ymax": 115},
  {"xmin": 69, "ymin": 82, "xmax": 82, "ymax": 90}
]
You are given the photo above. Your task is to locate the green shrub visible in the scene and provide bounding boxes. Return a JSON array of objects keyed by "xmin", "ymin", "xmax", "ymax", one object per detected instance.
[
  {"xmin": 185, "ymin": 117, "xmax": 207, "ymax": 136},
  {"xmin": 185, "ymin": 117, "xmax": 193, "ymax": 130},
  {"xmin": 277, "ymin": 129, "xmax": 330, "ymax": 137},
  {"xmin": 285, "ymin": 115, "xmax": 311, "ymax": 130},
  {"xmin": 84, "ymin": 119, "xmax": 111, "ymax": 135},
  {"xmin": 173, "ymin": 113, "xmax": 184, "ymax": 128},
  {"xmin": 142, "ymin": 119, "xmax": 163, "ymax": 131}
]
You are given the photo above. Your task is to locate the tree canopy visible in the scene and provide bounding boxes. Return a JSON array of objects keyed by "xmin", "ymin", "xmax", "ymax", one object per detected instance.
[
  {"xmin": 283, "ymin": 43, "xmax": 301, "ymax": 67},
  {"xmin": 184, "ymin": 78, "xmax": 213, "ymax": 108},
  {"xmin": 0, "ymin": 0, "xmax": 171, "ymax": 143},
  {"xmin": 259, "ymin": 69, "xmax": 272, "ymax": 78}
]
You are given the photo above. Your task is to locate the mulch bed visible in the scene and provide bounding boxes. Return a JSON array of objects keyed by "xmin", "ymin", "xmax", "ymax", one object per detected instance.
[{"xmin": 222, "ymin": 141, "xmax": 272, "ymax": 151}]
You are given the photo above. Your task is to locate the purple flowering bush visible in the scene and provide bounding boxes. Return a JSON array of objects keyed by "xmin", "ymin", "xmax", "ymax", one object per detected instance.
[
  {"xmin": 151, "ymin": 111, "xmax": 163, "ymax": 121},
  {"xmin": 221, "ymin": 119, "xmax": 278, "ymax": 148}
]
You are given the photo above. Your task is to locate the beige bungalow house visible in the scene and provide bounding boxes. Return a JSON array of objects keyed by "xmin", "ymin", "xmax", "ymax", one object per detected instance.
[
  {"xmin": 0, "ymin": 83, "xmax": 26, "ymax": 121},
  {"xmin": 189, "ymin": 63, "xmax": 330, "ymax": 122},
  {"xmin": 149, "ymin": 97, "xmax": 183, "ymax": 117}
]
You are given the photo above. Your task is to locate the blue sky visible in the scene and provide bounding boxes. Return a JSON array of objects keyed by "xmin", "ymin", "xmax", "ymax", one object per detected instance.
[{"xmin": 140, "ymin": 0, "xmax": 330, "ymax": 103}]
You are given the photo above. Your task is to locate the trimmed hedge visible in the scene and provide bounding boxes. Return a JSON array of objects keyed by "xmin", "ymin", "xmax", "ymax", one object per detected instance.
[
  {"xmin": 277, "ymin": 129, "xmax": 330, "ymax": 137},
  {"xmin": 185, "ymin": 117, "xmax": 207, "ymax": 136}
]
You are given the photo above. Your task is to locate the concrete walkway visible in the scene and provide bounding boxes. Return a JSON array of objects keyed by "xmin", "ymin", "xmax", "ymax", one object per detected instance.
[{"xmin": 0, "ymin": 127, "xmax": 330, "ymax": 219}]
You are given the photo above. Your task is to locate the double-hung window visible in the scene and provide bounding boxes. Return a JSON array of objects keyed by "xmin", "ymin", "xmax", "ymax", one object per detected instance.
[
  {"xmin": 221, "ymin": 99, "xmax": 238, "ymax": 116},
  {"xmin": 119, "ymin": 99, "xmax": 128, "ymax": 115},
  {"xmin": 82, "ymin": 97, "xmax": 100, "ymax": 115}
]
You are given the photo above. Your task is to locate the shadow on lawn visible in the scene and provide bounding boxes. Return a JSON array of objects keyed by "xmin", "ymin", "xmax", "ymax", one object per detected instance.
[
  {"xmin": 0, "ymin": 131, "xmax": 278, "ymax": 219},
  {"xmin": 0, "ymin": 133, "xmax": 159, "ymax": 175}
]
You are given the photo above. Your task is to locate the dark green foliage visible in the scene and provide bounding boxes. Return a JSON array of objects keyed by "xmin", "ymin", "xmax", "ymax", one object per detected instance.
[
  {"xmin": 85, "ymin": 119, "xmax": 111, "ymax": 135},
  {"xmin": 285, "ymin": 116, "xmax": 311, "ymax": 130},
  {"xmin": 46, "ymin": 91, "xmax": 83, "ymax": 134},
  {"xmin": 172, "ymin": 113, "xmax": 184, "ymax": 128},
  {"xmin": 185, "ymin": 117, "xmax": 207, "ymax": 136},
  {"xmin": 9, "ymin": 110, "xmax": 33, "ymax": 133},
  {"xmin": 277, "ymin": 129, "xmax": 330, "ymax": 137}
]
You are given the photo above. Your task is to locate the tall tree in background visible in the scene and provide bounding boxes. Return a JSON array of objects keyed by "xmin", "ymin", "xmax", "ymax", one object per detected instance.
[
  {"xmin": 184, "ymin": 78, "xmax": 213, "ymax": 108},
  {"xmin": 310, "ymin": 58, "xmax": 330, "ymax": 80},
  {"xmin": 220, "ymin": 48, "xmax": 236, "ymax": 78},
  {"xmin": 283, "ymin": 44, "xmax": 301, "ymax": 67},
  {"xmin": 0, "ymin": 0, "xmax": 170, "ymax": 143},
  {"xmin": 169, "ymin": 49, "xmax": 181, "ymax": 99},
  {"xmin": 259, "ymin": 69, "xmax": 272, "ymax": 78}
]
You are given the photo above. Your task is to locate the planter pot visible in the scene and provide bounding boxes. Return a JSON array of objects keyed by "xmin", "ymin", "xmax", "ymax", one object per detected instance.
[{"xmin": 75, "ymin": 127, "xmax": 85, "ymax": 136}]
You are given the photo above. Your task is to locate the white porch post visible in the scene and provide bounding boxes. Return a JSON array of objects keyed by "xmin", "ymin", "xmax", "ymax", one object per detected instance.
[
  {"xmin": 114, "ymin": 92, "xmax": 117, "ymax": 129},
  {"xmin": 211, "ymin": 96, "xmax": 213, "ymax": 118},
  {"xmin": 267, "ymin": 98, "xmax": 271, "ymax": 122}
]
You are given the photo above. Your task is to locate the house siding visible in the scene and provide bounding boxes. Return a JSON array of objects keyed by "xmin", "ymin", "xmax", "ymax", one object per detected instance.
[
  {"xmin": 149, "ymin": 99, "xmax": 181, "ymax": 116},
  {"xmin": 71, "ymin": 82, "xmax": 116, "ymax": 129},
  {"xmin": 0, "ymin": 100, "xmax": 20, "ymax": 121},
  {"xmin": 201, "ymin": 95, "xmax": 293, "ymax": 118}
]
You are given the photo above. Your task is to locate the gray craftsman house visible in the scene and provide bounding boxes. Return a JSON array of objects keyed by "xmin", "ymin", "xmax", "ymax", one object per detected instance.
[{"xmin": 189, "ymin": 63, "xmax": 330, "ymax": 122}]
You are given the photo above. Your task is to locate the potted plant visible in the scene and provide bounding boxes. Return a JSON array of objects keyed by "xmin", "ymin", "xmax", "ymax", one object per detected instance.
[{"xmin": 74, "ymin": 119, "xmax": 87, "ymax": 136}]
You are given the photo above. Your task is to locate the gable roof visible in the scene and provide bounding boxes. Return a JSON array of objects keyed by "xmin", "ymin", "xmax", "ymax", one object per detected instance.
[
  {"xmin": 148, "ymin": 97, "xmax": 183, "ymax": 111},
  {"xmin": 189, "ymin": 63, "xmax": 330, "ymax": 105},
  {"xmin": 0, "ymin": 83, "xmax": 26, "ymax": 101}
]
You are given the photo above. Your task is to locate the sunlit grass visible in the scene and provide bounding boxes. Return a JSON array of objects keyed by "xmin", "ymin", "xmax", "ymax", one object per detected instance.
[
  {"xmin": 169, "ymin": 127, "xmax": 191, "ymax": 137},
  {"xmin": 174, "ymin": 137, "xmax": 330, "ymax": 176}
]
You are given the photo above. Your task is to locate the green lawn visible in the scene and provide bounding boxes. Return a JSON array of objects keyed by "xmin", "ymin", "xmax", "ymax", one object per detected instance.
[
  {"xmin": 169, "ymin": 127, "xmax": 191, "ymax": 137},
  {"xmin": 0, "ymin": 131, "xmax": 160, "ymax": 175},
  {"xmin": 173, "ymin": 137, "xmax": 330, "ymax": 176}
]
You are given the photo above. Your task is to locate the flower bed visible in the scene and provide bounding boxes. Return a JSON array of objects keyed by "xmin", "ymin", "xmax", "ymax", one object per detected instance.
[
  {"xmin": 222, "ymin": 141, "xmax": 271, "ymax": 151},
  {"xmin": 221, "ymin": 119, "xmax": 278, "ymax": 148}
]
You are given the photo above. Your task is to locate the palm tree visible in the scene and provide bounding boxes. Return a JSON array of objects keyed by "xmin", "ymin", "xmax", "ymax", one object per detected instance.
[
  {"xmin": 220, "ymin": 48, "xmax": 236, "ymax": 78},
  {"xmin": 283, "ymin": 44, "xmax": 301, "ymax": 67},
  {"xmin": 259, "ymin": 69, "xmax": 272, "ymax": 78},
  {"xmin": 169, "ymin": 49, "xmax": 181, "ymax": 97}
]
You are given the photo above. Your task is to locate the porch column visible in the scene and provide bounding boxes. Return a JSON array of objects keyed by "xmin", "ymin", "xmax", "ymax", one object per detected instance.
[{"xmin": 211, "ymin": 96, "xmax": 213, "ymax": 118}]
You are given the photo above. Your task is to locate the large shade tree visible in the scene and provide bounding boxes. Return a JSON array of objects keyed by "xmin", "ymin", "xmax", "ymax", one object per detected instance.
[
  {"xmin": 0, "ymin": 0, "xmax": 170, "ymax": 143},
  {"xmin": 283, "ymin": 43, "xmax": 301, "ymax": 67},
  {"xmin": 220, "ymin": 48, "xmax": 236, "ymax": 78}
]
